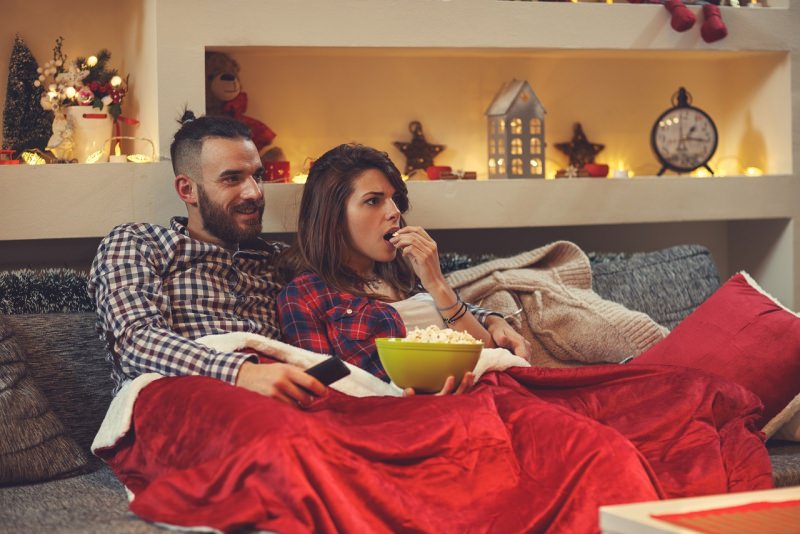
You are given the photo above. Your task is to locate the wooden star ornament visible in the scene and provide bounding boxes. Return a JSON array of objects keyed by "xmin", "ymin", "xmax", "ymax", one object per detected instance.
[
  {"xmin": 555, "ymin": 123, "xmax": 604, "ymax": 168},
  {"xmin": 393, "ymin": 121, "xmax": 445, "ymax": 174}
]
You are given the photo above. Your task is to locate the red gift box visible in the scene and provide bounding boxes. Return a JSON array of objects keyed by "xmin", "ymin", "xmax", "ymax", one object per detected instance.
[
  {"xmin": 583, "ymin": 163, "xmax": 609, "ymax": 178},
  {"xmin": 0, "ymin": 149, "xmax": 19, "ymax": 165},
  {"xmin": 426, "ymin": 165, "xmax": 451, "ymax": 180},
  {"xmin": 264, "ymin": 160, "xmax": 290, "ymax": 183}
]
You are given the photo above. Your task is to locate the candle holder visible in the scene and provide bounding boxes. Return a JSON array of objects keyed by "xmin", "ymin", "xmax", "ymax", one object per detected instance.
[{"xmin": 98, "ymin": 136, "xmax": 156, "ymax": 164}]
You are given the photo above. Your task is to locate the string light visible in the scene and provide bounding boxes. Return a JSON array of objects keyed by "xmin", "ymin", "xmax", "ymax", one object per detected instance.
[
  {"xmin": 744, "ymin": 166, "xmax": 764, "ymax": 176},
  {"xmin": 127, "ymin": 154, "xmax": 152, "ymax": 163},
  {"xmin": 85, "ymin": 150, "xmax": 104, "ymax": 164},
  {"xmin": 20, "ymin": 151, "xmax": 46, "ymax": 165}
]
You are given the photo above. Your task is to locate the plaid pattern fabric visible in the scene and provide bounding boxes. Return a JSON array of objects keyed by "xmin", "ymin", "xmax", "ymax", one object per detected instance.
[
  {"xmin": 278, "ymin": 273, "xmax": 498, "ymax": 381},
  {"xmin": 88, "ymin": 217, "xmax": 286, "ymax": 393}
]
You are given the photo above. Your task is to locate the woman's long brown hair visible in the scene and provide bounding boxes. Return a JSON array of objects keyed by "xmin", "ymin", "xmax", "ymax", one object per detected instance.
[{"xmin": 277, "ymin": 144, "xmax": 417, "ymax": 300}]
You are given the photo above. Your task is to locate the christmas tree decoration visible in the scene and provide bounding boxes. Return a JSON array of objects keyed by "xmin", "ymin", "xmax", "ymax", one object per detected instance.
[
  {"xmin": 485, "ymin": 79, "xmax": 546, "ymax": 179},
  {"xmin": 627, "ymin": 1, "xmax": 728, "ymax": 44},
  {"xmin": 2, "ymin": 36, "xmax": 53, "ymax": 155},
  {"xmin": 393, "ymin": 121, "xmax": 445, "ymax": 175}
]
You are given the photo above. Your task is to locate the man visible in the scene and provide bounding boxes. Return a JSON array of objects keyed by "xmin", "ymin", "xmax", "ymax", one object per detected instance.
[{"xmin": 89, "ymin": 112, "xmax": 530, "ymax": 405}]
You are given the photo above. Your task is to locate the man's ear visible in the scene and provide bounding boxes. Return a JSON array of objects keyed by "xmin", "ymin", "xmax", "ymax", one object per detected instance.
[{"xmin": 175, "ymin": 174, "xmax": 198, "ymax": 206}]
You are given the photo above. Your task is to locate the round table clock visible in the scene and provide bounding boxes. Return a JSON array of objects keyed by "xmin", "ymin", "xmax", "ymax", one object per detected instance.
[{"xmin": 651, "ymin": 87, "xmax": 718, "ymax": 176}]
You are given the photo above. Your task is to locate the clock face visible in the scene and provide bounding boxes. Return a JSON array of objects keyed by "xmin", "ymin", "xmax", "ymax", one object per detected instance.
[{"xmin": 651, "ymin": 107, "xmax": 718, "ymax": 173}]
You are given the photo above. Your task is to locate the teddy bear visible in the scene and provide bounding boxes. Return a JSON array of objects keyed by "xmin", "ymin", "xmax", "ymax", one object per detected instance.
[
  {"xmin": 627, "ymin": 0, "xmax": 728, "ymax": 43},
  {"xmin": 205, "ymin": 51, "xmax": 284, "ymax": 162}
]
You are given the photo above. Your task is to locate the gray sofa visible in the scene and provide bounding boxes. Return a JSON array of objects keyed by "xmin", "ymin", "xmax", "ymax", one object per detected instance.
[{"xmin": 1, "ymin": 244, "xmax": 798, "ymax": 533}]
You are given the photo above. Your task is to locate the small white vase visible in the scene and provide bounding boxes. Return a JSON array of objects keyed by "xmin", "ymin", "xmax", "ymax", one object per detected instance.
[{"xmin": 66, "ymin": 106, "xmax": 113, "ymax": 163}]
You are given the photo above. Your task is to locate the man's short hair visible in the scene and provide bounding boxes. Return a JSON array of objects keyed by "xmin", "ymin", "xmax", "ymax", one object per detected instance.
[{"xmin": 169, "ymin": 112, "xmax": 252, "ymax": 179}]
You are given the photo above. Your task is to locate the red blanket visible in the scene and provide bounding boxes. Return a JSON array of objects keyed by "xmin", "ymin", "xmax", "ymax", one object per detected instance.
[{"xmin": 95, "ymin": 364, "xmax": 773, "ymax": 533}]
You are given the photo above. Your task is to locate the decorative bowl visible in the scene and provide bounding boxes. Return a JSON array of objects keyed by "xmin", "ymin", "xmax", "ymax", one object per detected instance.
[{"xmin": 375, "ymin": 338, "xmax": 482, "ymax": 393}]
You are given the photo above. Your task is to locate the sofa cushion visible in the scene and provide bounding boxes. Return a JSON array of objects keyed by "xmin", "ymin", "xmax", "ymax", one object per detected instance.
[
  {"xmin": 589, "ymin": 244, "xmax": 721, "ymax": 330},
  {"xmin": 0, "ymin": 268, "xmax": 94, "ymax": 314},
  {"xmin": 632, "ymin": 272, "xmax": 800, "ymax": 435},
  {"xmin": 0, "ymin": 316, "xmax": 89, "ymax": 485},
  {"xmin": 589, "ymin": 245, "xmax": 720, "ymax": 329},
  {"xmin": 3, "ymin": 314, "xmax": 114, "ymax": 452}
]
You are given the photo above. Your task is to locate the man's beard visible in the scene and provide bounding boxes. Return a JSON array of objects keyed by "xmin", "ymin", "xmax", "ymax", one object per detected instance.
[{"xmin": 197, "ymin": 185, "xmax": 264, "ymax": 245}]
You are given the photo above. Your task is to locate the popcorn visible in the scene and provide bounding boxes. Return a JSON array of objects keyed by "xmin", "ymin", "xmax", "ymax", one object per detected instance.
[{"xmin": 403, "ymin": 325, "xmax": 479, "ymax": 344}]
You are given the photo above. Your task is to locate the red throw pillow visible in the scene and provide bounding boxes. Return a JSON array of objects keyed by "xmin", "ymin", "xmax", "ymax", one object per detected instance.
[{"xmin": 632, "ymin": 272, "xmax": 800, "ymax": 432}]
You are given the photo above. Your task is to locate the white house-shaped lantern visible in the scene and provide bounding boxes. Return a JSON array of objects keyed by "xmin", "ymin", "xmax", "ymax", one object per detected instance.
[{"xmin": 485, "ymin": 79, "xmax": 546, "ymax": 179}]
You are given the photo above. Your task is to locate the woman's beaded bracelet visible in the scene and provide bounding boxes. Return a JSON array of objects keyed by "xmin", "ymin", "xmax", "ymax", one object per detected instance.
[
  {"xmin": 443, "ymin": 300, "xmax": 469, "ymax": 326},
  {"xmin": 436, "ymin": 295, "xmax": 462, "ymax": 313}
]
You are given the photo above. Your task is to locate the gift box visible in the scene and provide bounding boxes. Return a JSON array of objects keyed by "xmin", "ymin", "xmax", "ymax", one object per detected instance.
[
  {"xmin": 0, "ymin": 149, "xmax": 20, "ymax": 165},
  {"xmin": 265, "ymin": 160, "xmax": 290, "ymax": 183}
]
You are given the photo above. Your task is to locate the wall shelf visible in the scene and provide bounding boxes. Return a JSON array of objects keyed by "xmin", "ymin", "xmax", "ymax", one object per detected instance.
[{"xmin": 1, "ymin": 164, "xmax": 792, "ymax": 238}]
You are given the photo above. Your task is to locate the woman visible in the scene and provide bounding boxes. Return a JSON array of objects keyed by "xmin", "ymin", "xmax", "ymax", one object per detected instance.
[{"xmin": 278, "ymin": 143, "xmax": 529, "ymax": 393}]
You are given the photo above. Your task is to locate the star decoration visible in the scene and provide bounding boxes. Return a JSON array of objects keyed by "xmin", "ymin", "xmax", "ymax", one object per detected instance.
[
  {"xmin": 393, "ymin": 121, "xmax": 445, "ymax": 174},
  {"xmin": 555, "ymin": 123, "xmax": 604, "ymax": 168}
]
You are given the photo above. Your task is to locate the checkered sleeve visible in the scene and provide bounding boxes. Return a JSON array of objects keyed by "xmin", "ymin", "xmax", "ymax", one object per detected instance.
[
  {"xmin": 89, "ymin": 225, "xmax": 250, "ymax": 384},
  {"xmin": 277, "ymin": 277, "xmax": 334, "ymax": 355},
  {"xmin": 465, "ymin": 302, "xmax": 503, "ymax": 326}
]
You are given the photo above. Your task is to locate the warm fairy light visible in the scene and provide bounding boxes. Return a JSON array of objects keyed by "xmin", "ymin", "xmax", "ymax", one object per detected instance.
[
  {"xmin": 86, "ymin": 55, "xmax": 98, "ymax": 67},
  {"xmin": 64, "ymin": 86, "xmax": 77, "ymax": 98},
  {"xmin": 127, "ymin": 154, "xmax": 152, "ymax": 163},
  {"xmin": 693, "ymin": 168, "xmax": 712, "ymax": 178},
  {"xmin": 115, "ymin": 143, "xmax": 121, "ymax": 156},
  {"xmin": 291, "ymin": 174, "xmax": 308, "ymax": 184},
  {"xmin": 110, "ymin": 75, "xmax": 123, "ymax": 87},
  {"xmin": 544, "ymin": 158, "xmax": 559, "ymax": 180},
  {"xmin": 401, "ymin": 174, "xmax": 410, "ymax": 182},
  {"xmin": 612, "ymin": 159, "xmax": 630, "ymax": 178},
  {"xmin": 744, "ymin": 166, "xmax": 764, "ymax": 176},
  {"xmin": 20, "ymin": 151, "xmax": 46, "ymax": 165},
  {"xmin": 85, "ymin": 150, "xmax": 104, "ymax": 163}
]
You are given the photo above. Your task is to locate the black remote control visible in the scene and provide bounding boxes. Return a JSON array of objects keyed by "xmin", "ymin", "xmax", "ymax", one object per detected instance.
[{"xmin": 305, "ymin": 356, "xmax": 351, "ymax": 386}]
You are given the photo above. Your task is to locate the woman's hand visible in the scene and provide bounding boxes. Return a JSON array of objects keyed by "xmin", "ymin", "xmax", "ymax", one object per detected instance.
[
  {"xmin": 389, "ymin": 226, "xmax": 448, "ymax": 294},
  {"xmin": 485, "ymin": 316, "xmax": 533, "ymax": 361},
  {"xmin": 402, "ymin": 372, "xmax": 475, "ymax": 397}
]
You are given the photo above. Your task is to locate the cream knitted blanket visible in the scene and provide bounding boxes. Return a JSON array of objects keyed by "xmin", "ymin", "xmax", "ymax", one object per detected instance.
[{"xmin": 446, "ymin": 241, "xmax": 669, "ymax": 368}]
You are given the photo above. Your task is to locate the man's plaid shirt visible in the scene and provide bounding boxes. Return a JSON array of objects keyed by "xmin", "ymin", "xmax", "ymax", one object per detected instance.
[{"xmin": 88, "ymin": 217, "xmax": 286, "ymax": 394}]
